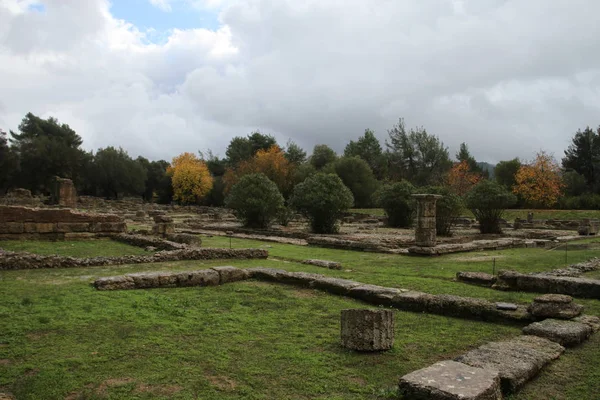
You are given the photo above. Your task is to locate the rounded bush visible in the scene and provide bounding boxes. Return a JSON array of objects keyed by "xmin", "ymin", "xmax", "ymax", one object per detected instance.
[
  {"xmin": 465, "ymin": 180, "xmax": 516, "ymax": 234},
  {"xmin": 289, "ymin": 173, "xmax": 354, "ymax": 233},
  {"xmin": 225, "ymin": 173, "xmax": 284, "ymax": 228},
  {"xmin": 377, "ymin": 181, "xmax": 415, "ymax": 228}
]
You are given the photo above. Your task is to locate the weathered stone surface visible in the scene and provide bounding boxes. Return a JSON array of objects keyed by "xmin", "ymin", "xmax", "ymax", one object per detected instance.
[
  {"xmin": 494, "ymin": 270, "xmax": 600, "ymax": 299},
  {"xmin": 398, "ymin": 360, "xmax": 502, "ymax": 400},
  {"xmin": 572, "ymin": 315, "xmax": 600, "ymax": 332},
  {"xmin": 347, "ymin": 284, "xmax": 403, "ymax": 305},
  {"xmin": 94, "ymin": 275, "xmax": 135, "ymax": 290},
  {"xmin": 246, "ymin": 267, "xmax": 289, "ymax": 281},
  {"xmin": 211, "ymin": 266, "xmax": 248, "ymax": 284},
  {"xmin": 340, "ymin": 309, "xmax": 394, "ymax": 351},
  {"xmin": 183, "ymin": 269, "xmax": 220, "ymax": 287},
  {"xmin": 409, "ymin": 239, "xmax": 526, "ymax": 256},
  {"xmin": 495, "ymin": 302, "xmax": 518, "ymax": 311},
  {"xmin": 153, "ymin": 215, "xmax": 174, "ymax": 223},
  {"xmin": 164, "ymin": 233, "xmax": 201, "ymax": 246},
  {"xmin": 412, "ymin": 194, "xmax": 443, "ymax": 247},
  {"xmin": 301, "ymin": 259, "xmax": 342, "ymax": 270},
  {"xmin": 309, "ymin": 276, "xmax": 363, "ymax": 295},
  {"xmin": 523, "ymin": 319, "xmax": 592, "ymax": 346},
  {"xmin": 110, "ymin": 233, "xmax": 187, "ymax": 251},
  {"xmin": 51, "ymin": 177, "xmax": 77, "ymax": 208},
  {"xmin": 456, "ymin": 335, "xmax": 564, "ymax": 393},
  {"xmin": 528, "ymin": 294, "xmax": 583, "ymax": 319},
  {"xmin": 457, "ymin": 271, "xmax": 497, "ymax": 286}
]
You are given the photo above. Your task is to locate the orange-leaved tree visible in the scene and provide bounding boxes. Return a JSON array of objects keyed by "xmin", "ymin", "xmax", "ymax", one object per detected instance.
[
  {"xmin": 447, "ymin": 160, "xmax": 481, "ymax": 196},
  {"xmin": 168, "ymin": 152, "xmax": 213, "ymax": 204},
  {"xmin": 223, "ymin": 145, "xmax": 293, "ymax": 196},
  {"xmin": 513, "ymin": 151, "xmax": 563, "ymax": 208}
]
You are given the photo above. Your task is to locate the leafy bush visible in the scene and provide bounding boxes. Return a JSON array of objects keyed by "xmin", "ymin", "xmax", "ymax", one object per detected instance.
[
  {"xmin": 277, "ymin": 206, "xmax": 295, "ymax": 227},
  {"xmin": 465, "ymin": 180, "xmax": 516, "ymax": 234},
  {"xmin": 418, "ymin": 186, "xmax": 464, "ymax": 236},
  {"xmin": 377, "ymin": 181, "xmax": 415, "ymax": 228},
  {"xmin": 558, "ymin": 194, "xmax": 600, "ymax": 210},
  {"xmin": 333, "ymin": 156, "xmax": 379, "ymax": 208},
  {"xmin": 289, "ymin": 173, "xmax": 354, "ymax": 233},
  {"xmin": 224, "ymin": 173, "xmax": 284, "ymax": 228}
]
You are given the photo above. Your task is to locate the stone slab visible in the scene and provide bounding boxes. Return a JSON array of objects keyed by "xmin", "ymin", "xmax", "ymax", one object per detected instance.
[
  {"xmin": 301, "ymin": 259, "xmax": 342, "ymax": 270},
  {"xmin": 456, "ymin": 335, "xmax": 564, "ymax": 393},
  {"xmin": 211, "ymin": 266, "xmax": 248, "ymax": 284},
  {"xmin": 457, "ymin": 271, "xmax": 497, "ymax": 286},
  {"xmin": 398, "ymin": 360, "xmax": 502, "ymax": 400},
  {"xmin": 495, "ymin": 302, "xmax": 518, "ymax": 311},
  {"xmin": 523, "ymin": 319, "xmax": 592, "ymax": 346}
]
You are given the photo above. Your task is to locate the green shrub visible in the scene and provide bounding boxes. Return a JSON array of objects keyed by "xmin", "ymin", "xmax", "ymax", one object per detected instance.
[
  {"xmin": 225, "ymin": 173, "xmax": 284, "ymax": 228},
  {"xmin": 333, "ymin": 156, "xmax": 379, "ymax": 208},
  {"xmin": 377, "ymin": 181, "xmax": 415, "ymax": 228},
  {"xmin": 289, "ymin": 173, "xmax": 354, "ymax": 233},
  {"xmin": 465, "ymin": 180, "xmax": 516, "ymax": 234},
  {"xmin": 418, "ymin": 186, "xmax": 464, "ymax": 236},
  {"xmin": 558, "ymin": 194, "xmax": 600, "ymax": 210}
]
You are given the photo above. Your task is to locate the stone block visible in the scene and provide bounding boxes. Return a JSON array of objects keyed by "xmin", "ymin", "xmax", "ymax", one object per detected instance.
[
  {"xmin": 0, "ymin": 222, "xmax": 24, "ymax": 234},
  {"xmin": 182, "ymin": 269, "xmax": 220, "ymax": 287},
  {"xmin": 347, "ymin": 284, "xmax": 403, "ymax": 305},
  {"xmin": 309, "ymin": 277, "xmax": 363, "ymax": 295},
  {"xmin": 398, "ymin": 360, "xmax": 502, "ymax": 400},
  {"xmin": 127, "ymin": 272, "xmax": 162, "ymax": 288},
  {"xmin": 456, "ymin": 335, "xmax": 564, "ymax": 393},
  {"xmin": 340, "ymin": 309, "xmax": 394, "ymax": 351},
  {"xmin": 301, "ymin": 259, "xmax": 342, "ymax": 270},
  {"xmin": 572, "ymin": 315, "xmax": 600, "ymax": 332},
  {"xmin": 528, "ymin": 294, "xmax": 583, "ymax": 320},
  {"xmin": 94, "ymin": 276, "xmax": 135, "ymax": 291},
  {"xmin": 456, "ymin": 272, "xmax": 497, "ymax": 286},
  {"xmin": 211, "ymin": 266, "xmax": 249, "ymax": 284},
  {"xmin": 523, "ymin": 319, "xmax": 592, "ymax": 346},
  {"xmin": 55, "ymin": 222, "xmax": 91, "ymax": 233}
]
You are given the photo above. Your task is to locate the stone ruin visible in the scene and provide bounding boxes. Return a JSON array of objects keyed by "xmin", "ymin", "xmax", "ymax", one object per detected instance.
[
  {"xmin": 578, "ymin": 218, "xmax": 599, "ymax": 236},
  {"xmin": 412, "ymin": 194, "xmax": 443, "ymax": 247},
  {"xmin": 0, "ymin": 205, "xmax": 126, "ymax": 240},
  {"xmin": 50, "ymin": 177, "xmax": 77, "ymax": 208},
  {"xmin": 340, "ymin": 309, "xmax": 394, "ymax": 351},
  {"xmin": 152, "ymin": 214, "xmax": 175, "ymax": 236}
]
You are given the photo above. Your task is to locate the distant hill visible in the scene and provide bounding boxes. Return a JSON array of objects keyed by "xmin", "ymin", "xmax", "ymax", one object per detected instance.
[{"xmin": 477, "ymin": 162, "xmax": 495, "ymax": 179}]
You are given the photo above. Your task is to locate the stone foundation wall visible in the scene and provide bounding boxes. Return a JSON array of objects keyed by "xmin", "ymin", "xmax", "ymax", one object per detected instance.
[
  {"xmin": 494, "ymin": 270, "xmax": 600, "ymax": 299},
  {"xmin": 0, "ymin": 247, "xmax": 268, "ymax": 270},
  {"xmin": 109, "ymin": 233, "xmax": 188, "ymax": 251},
  {"xmin": 0, "ymin": 206, "xmax": 126, "ymax": 240}
]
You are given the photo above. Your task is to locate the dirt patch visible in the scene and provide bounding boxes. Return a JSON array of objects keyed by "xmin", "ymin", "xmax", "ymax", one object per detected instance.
[
  {"xmin": 206, "ymin": 375, "xmax": 237, "ymax": 391},
  {"xmin": 348, "ymin": 376, "xmax": 367, "ymax": 386},
  {"xmin": 0, "ymin": 359, "xmax": 10, "ymax": 366},
  {"xmin": 0, "ymin": 392, "xmax": 16, "ymax": 400}
]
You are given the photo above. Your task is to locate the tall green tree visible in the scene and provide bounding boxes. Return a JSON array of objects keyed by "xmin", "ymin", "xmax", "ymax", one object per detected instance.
[
  {"xmin": 91, "ymin": 147, "xmax": 146, "ymax": 199},
  {"xmin": 284, "ymin": 139, "xmax": 307, "ymax": 165},
  {"xmin": 456, "ymin": 142, "xmax": 484, "ymax": 174},
  {"xmin": 386, "ymin": 118, "xmax": 452, "ymax": 186},
  {"xmin": 494, "ymin": 158, "xmax": 521, "ymax": 189},
  {"xmin": 562, "ymin": 126, "xmax": 600, "ymax": 189},
  {"xmin": 9, "ymin": 113, "xmax": 86, "ymax": 193},
  {"xmin": 0, "ymin": 129, "xmax": 19, "ymax": 193},
  {"xmin": 225, "ymin": 131, "xmax": 277, "ymax": 166},
  {"xmin": 344, "ymin": 129, "xmax": 387, "ymax": 179},
  {"xmin": 333, "ymin": 156, "xmax": 379, "ymax": 208},
  {"xmin": 136, "ymin": 157, "xmax": 172, "ymax": 202},
  {"xmin": 310, "ymin": 144, "xmax": 337, "ymax": 170}
]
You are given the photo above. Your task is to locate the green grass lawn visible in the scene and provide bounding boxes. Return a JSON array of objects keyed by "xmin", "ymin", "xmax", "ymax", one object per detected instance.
[
  {"xmin": 1, "ymin": 237, "xmax": 600, "ymax": 399},
  {"xmin": 351, "ymin": 208, "xmax": 600, "ymax": 221},
  {"xmin": 0, "ymin": 239, "xmax": 149, "ymax": 258}
]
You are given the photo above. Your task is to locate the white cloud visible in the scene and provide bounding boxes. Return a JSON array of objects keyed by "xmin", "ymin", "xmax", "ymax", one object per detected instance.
[
  {"xmin": 1, "ymin": 0, "xmax": 600, "ymax": 164},
  {"xmin": 149, "ymin": 0, "xmax": 173, "ymax": 12}
]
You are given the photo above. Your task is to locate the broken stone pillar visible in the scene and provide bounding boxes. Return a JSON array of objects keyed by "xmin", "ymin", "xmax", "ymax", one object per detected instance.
[
  {"xmin": 51, "ymin": 177, "xmax": 77, "ymax": 208},
  {"xmin": 152, "ymin": 215, "xmax": 174, "ymax": 236},
  {"xmin": 340, "ymin": 309, "xmax": 394, "ymax": 351},
  {"xmin": 527, "ymin": 212, "xmax": 534, "ymax": 223},
  {"xmin": 412, "ymin": 194, "xmax": 442, "ymax": 247},
  {"xmin": 578, "ymin": 218, "xmax": 599, "ymax": 236}
]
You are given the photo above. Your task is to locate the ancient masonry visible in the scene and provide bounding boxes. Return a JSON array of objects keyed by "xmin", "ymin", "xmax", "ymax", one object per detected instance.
[
  {"xmin": 412, "ymin": 194, "xmax": 442, "ymax": 247},
  {"xmin": 51, "ymin": 177, "xmax": 77, "ymax": 208},
  {"xmin": 94, "ymin": 266, "xmax": 599, "ymax": 399},
  {"xmin": 0, "ymin": 206, "xmax": 126, "ymax": 240}
]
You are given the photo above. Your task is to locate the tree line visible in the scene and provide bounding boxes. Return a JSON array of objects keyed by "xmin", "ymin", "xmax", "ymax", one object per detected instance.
[{"xmin": 1, "ymin": 112, "xmax": 599, "ymax": 211}]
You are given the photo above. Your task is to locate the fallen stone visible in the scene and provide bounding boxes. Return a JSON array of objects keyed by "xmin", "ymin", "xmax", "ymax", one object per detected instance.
[
  {"xmin": 94, "ymin": 275, "xmax": 135, "ymax": 291},
  {"xmin": 456, "ymin": 335, "xmax": 564, "ymax": 393},
  {"xmin": 309, "ymin": 276, "xmax": 363, "ymax": 295},
  {"xmin": 347, "ymin": 284, "xmax": 403, "ymax": 305},
  {"xmin": 301, "ymin": 259, "xmax": 342, "ymax": 270},
  {"xmin": 457, "ymin": 271, "xmax": 497, "ymax": 286},
  {"xmin": 523, "ymin": 319, "xmax": 592, "ymax": 346},
  {"xmin": 528, "ymin": 294, "xmax": 583, "ymax": 320},
  {"xmin": 572, "ymin": 315, "xmax": 600, "ymax": 332},
  {"xmin": 340, "ymin": 309, "xmax": 394, "ymax": 351},
  {"xmin": 496, "ymin": 302, "xmax": 518, "ymax": 311},
  {"xmin": 494, "ymin": 270, "xmax": 600, "ymax": 299},
  {"xmin": 398, "ymin": 360, "xmax": 502, "ymax": 400}
]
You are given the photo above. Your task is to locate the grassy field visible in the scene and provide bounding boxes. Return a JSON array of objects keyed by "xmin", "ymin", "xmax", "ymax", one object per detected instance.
[
  {"xmin": 0, "ymin": 239, "xmax": 148, "ymax": 258},
  {"xmin": 1, "ymin": 238, "xmax": 600, "ymax": 399},
  {"xmin": 351, "ymin": 208, "xmax": 600, "ymax": 221}
]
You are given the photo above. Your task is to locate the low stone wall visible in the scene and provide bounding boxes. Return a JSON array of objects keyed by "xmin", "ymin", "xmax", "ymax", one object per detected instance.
[
  {"xmin": 0, "ymin": 206, "xmax": 126, "ymax": 240},
  {"xmin": 306, "ymin": 236, "xmax": 396, "ymax": 253},
  {"xmin": 494, "ymin": 270, "xmax": 600, "ymax": 299},
  {"xmin": 95, "ymin": 266, "xmax": 531, "ymax": 323},
  {"xmin": 409, "ymin": 238, "xmax": 529, "ymax": 256},
  {"xmin": 109, "ymin": 233, "xmax": 188, "ymax": 251},
  {"xmin": 0, "ymin": 248, "xmax": 268, "ymax": 270}
]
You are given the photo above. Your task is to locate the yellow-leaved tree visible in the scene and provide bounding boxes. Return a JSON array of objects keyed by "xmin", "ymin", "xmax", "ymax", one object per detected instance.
[
  {"xmin": 168, "ymin": 152, "xmax": 213, "ymax": 204},
  {"xmin": 223, "ymin": 145, "xmax": 293, "ymax": 196},
  {"xmin": 513, "ymin": 151, "xmax": 563, "ymax": 208}
]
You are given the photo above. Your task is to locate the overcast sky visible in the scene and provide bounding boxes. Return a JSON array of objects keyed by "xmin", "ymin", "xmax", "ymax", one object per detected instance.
[{"xmin": 1, "ymin": 0, "xmax": 599, "ymax": 164}]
